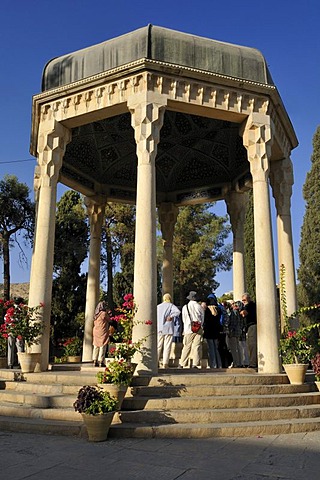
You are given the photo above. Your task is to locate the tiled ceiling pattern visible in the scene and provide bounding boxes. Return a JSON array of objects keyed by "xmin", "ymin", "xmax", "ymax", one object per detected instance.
[{"xmin": 63, "ymin": 111, "xmax": 248, "ymax": 194}]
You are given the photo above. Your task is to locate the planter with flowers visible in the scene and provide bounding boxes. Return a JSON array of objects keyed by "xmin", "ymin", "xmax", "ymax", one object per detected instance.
[
  {"xmin": 279, "ymin": 266, "xmax": 320, "ymax": 384},
  {"xmin": 1, "ymin": 301, "xmax": 44, "ymax": 372},
  {"xmin": 73, "ymin": 385, "xmax": 118, "ymax": 442},
  {"xmin": 279, "ymin": 324, "xmax": 320, "ymax": 384},
  {"xmin": 63, "ymin": 337, "xmax": 82, "ymax": 363},
  {"xmin": 96, "ymin": 358, "xmax": 136, "ymax": 409}
]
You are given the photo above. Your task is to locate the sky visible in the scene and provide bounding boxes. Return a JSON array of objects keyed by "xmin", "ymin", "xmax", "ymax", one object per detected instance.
[{"xmin": 1, "ymin": 0, "xmax": 319, "ymax": 297}]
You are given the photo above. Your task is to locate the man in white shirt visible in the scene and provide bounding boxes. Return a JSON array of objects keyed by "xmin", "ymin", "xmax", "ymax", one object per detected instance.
[
  {"xmin": 179, "ymin": 291, "xmax": 204, "ymax": 369},
  {"xmin": 157, "ymin": 293, "xmax": 181, "ymax": 369}
]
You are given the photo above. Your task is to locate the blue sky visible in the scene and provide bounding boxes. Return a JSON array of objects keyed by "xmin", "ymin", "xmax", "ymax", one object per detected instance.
[{"xmin": 1, "ymin": 0, "xmax": 319, "ymax": 297}]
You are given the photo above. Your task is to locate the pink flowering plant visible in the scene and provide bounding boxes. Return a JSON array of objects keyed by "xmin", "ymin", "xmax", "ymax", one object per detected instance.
[
  {"xmin": 1, "ymin": 300, "xmax": 44, "ymax": 349},
  {"xmin": 109, "ymin": 293, "xmax": 152, "ymax": 361}
]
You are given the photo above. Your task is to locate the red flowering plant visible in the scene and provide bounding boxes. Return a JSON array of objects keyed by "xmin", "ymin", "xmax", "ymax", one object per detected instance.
[
  {"xmin": 62, "ymin": 337, "xmax": 82, "ymax": 357},
  {"xmin": 278, "ymin": 265, "xmax": 320, "ymax": 364},
  {"xmin": 96, "ymin": 358, "xmax": 135, "ymax": 386},
  {"xmin": 1, "ymin": 301, "xmax": 44, "ymax": 349}
]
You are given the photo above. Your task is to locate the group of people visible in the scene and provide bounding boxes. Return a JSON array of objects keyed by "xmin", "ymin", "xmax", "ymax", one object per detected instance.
[
  {"xmin": 157, "ymin": 290, "xmax": 257, "ymax": 370},
  {"xmin": 92, "ymin": 290, "xmax": 257, "ymax": 370}
]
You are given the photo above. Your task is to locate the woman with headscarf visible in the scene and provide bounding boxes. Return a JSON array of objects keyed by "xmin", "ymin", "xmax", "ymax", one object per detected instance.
[
  {"xmin": 157, "ymin": 293, "xmax": 181, "ymax": 369},
  {"xmin": 92, "ymin": 301, "xmax": 110, "ymax": 367}
]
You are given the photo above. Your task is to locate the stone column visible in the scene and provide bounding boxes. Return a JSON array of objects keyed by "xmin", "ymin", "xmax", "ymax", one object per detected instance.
[
  {"xmin": 158, "ymin": 202, "xmax": 179, "ymax": 298},
  {"xmin": 270, "ymin": 157, "xmax": 297, "ymax": 329},
  {"xmin": 82, "ymin": 198, "xmax": 106, "ymax": 362},
  {"xmin": 128, "ymin": 94, "xmax": 166, "ymax": 374},
  {"xmin": 28, "ymin": 120, "xmax": 71, "ymax": 371},
  {"xmin": 242, "ymin": 113, "xmax": 280, "ymax": 374},
  {"xmin": 225, "ymin": 191, "xmax": 248, "ymax": 301}
]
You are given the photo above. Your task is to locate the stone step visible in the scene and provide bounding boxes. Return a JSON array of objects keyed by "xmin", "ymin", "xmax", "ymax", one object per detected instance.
[
  {"xmin": 130, "ymin": 383, "xmax": 313, "ymax": 397},
  {"xmin": 2, "ymin": 367, "xmax": 309, "ymax": 387},
  {"xmin": 0, "ymin": 415, "xmax": 85, "ymax": 437},
  {"xmin": 108, "ymin": 416, "xmax": 320, "ymax": 439},
  {"xmin": 122, "ymin": 392, "xmax": 320, "ymax": 410},
  {"xmin": 119, "ymin": 404, "xmax": 320, "ymax": 424},
  {"xmin": 0, "ymin": 401, "xmax": 123, "ymax": 423},
  {"xmin": 0, "ymin": 390, "xmax": 76, "ymax": 408},
  {"xmin": 2, "ymin": 379, "xmax": 311, "ymax": 397}
]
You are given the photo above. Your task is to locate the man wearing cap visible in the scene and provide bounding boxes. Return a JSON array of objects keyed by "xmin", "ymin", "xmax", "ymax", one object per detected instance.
[{"xmin": 179, "ymin": 291, "xmax": 204, "ymax": 369}]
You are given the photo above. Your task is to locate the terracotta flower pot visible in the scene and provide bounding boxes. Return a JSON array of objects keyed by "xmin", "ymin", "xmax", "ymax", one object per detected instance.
[
  {"xmin": 18, "ymin": 352, "xmax": 41, "ymax": 373},
  {"xmin": 81, "ymin": 412, "xmax": 115, "ymax": 442},
  {"xmin": 98, "ymin": 383, "xmax": 128, "ymax": 410},
  {"xmin": 67, "ymin": 355, "xmax": 81, "ymax": 363},
  {"xmin": 283, "ymin": 363, "xmax": 308, "ymax": 385}
]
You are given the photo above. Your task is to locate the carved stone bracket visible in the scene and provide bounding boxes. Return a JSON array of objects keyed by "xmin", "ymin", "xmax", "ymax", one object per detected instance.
[{"xmin": 269, "ymin": 157, "xmax": 294, "ymax": 215}]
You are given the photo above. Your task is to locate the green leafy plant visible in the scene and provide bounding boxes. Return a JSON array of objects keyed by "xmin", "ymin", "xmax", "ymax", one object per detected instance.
[
  {"xmin": 0, "ymin": 333, "xmax": 7, "ymax": 356},
  {"xmin": 311, "ymin": 352, "xmax": 320, "ymax": 381},
  {"xmin": 63, "ymin": 337, "xmax": 82, "ymax": 356},
  {"xmin": 1, "ymin": 301, "xmax": 44, "ymax": 348},
  {"xmin": 96, "ymin": 359, "xmax": 135, "ymax": 386},
  {"xmin": 73, "ymin": 385, "xmax": 118, "ymax": 415}
]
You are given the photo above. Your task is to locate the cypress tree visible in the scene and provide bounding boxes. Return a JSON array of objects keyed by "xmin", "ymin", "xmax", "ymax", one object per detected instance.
[
  {"xmin": 244, "ymin": 189, "xmax": 256, "ymax": 300},
  {"xmin": 297, "ymin": 126, "xmax": 320, "ymax": 314}
]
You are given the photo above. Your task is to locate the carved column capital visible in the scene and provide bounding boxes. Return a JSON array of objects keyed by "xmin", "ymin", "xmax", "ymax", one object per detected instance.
[
  {"xmin": 269, "ymin": 157, "xmax": 294, "ymax": 215},
  {"xmin": 37, "ymin": 120, "xmax": 71, "ymax": 187},
  {"xmin": 128, "ymin": 96, "xmax": 166, "ymax": 165},
  {"xmin": 242, "ymin": 113, "xmax": 274, "ymax": 182}
]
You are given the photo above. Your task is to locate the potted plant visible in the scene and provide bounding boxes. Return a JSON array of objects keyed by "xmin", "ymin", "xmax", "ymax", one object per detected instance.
[
  {"xmin": 279, "ymin": 266, "xmax": 320, "ymax": 384},
  {"xmin": 279, "ymin": 324, "xmax": 319, "ymax": 384},
  {"xmin": 96, "ymin": 358, "xmax": 135, "ymax": 409},
  {"xmin": 1, "ymin": 301, "xmax": 44, "ymax": 372},
  {"xmin": 73, "ymin": 385, "xmax": 118, "ymax": 442},
  {"xmin": 62, "ymin": 337, "xmax": 82, "ymax": 362},
  {"xmin": 311, "ymin": 352, "xmax": 320, "ymax": 391}
]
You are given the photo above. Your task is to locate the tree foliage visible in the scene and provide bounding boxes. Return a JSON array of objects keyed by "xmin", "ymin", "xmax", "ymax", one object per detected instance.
[
  {"xmin": 297, "ymin": 126, "xmax": 320, "ymax": 319},
  {"xmin": 102, "ymin": 203, "xmax": 136, "ymax": 309},
  {"xmin": 51, "ymin": 191, "xmax": 89, "ymax": 342},
  {"xmin": 244, "ymin": 189, "xmax": 256, "ymax": 300},
  {"xmin": 171, "ymin": 204, "xmax": 232, "ymax": 305},
  {"xmin": 0, "ymin": 175, "xmax": 34, "ymax": 300}
]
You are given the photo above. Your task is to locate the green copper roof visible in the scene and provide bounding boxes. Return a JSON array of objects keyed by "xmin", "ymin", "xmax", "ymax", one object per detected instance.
[{"xmin": 42, "ymin": 25, "xmax": 274, "ymax": 91}]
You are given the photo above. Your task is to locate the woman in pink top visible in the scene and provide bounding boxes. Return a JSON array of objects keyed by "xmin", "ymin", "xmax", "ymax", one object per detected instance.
[{"xmin": 92, "ymin": 301, "xmax": 110, "ymax": 367}]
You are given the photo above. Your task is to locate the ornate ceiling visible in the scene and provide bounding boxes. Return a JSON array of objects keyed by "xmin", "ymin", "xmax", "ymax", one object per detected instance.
[{"xmin": 61, "ymin": 110, "xmax": 249, "ymax": 204}]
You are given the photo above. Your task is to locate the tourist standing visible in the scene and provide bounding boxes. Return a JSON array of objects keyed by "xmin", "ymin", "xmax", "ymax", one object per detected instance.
[
  {"xmin": 92, "ymin": 301, "xmax": 110, "ymax": 367},
  {"xmin": 203, "ymin": 293, "xmax": 222, "ymax": 368},
  {"xmin": 240, "ymin": 293, "xmax": 257, "ymax": 368},
  {"xmin": 157, "ymin": 293, "xmax": 181, "ymax": 369},
  {"xmin": 179, "ymin": 291, "xmax": 204, "ymax": 369}
]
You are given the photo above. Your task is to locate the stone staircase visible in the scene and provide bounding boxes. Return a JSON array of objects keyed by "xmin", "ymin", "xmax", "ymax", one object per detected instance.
[{"xmin": 1, "ymin": 365, "xmax": 320, "ymax": 439}]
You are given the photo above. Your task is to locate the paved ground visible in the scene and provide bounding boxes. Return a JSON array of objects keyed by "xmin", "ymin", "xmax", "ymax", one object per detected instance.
[{"xmin": 2, "ymin": 430, "xmax": 320, "ymax": 479}]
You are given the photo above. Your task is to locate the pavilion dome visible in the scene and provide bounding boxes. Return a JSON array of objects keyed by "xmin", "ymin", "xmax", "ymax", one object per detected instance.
[{"xmin": 42, "ymin": 25, "xmax": 274, "ymax": 91}]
